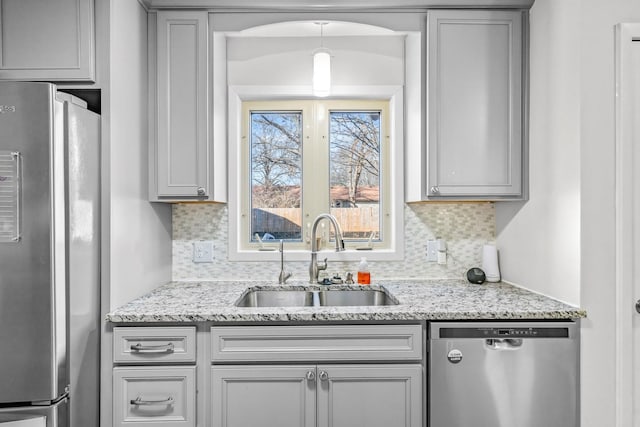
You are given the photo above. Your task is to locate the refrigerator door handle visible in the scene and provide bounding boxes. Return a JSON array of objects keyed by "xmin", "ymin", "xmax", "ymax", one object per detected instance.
[
  {"xmin": 130, "ymin": 396, "xmax": 175, "ymax": 406},
  {"xmin": 10, "ymin": 151, "xmax": 21, "ymax": 242},
  {"xmin": 130, "ymin": 342, "xmax": 175, "ymax": 353}
]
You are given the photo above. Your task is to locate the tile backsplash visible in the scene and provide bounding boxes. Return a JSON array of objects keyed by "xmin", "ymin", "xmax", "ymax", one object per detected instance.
[{"xmin": 172, "ymin": 202, "xmax": 496, "ymax": 281}]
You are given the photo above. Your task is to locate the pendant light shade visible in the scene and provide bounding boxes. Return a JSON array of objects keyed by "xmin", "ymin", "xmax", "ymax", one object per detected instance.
[
  {"xmin": 313, "ymin": 49, "xmax": 331, "ymax": 97},
  {"xmin": 313, "ymin": 22, "xmax": 330, "ymax": 97}
]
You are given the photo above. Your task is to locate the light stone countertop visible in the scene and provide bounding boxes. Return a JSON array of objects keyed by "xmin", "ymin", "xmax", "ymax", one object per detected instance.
[{"xmin": 106, "ymin": 280, "xmax": 586, "ymax": 323}]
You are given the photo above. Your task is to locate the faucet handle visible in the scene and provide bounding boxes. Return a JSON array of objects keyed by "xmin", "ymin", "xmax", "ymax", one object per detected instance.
[
  {"xmin": 318, "ymin": 258, "xmax": 328, "ymax": 271},
  {"xmin": 279, "ymin": 271, "xmax": 292, "ymax": 284}
]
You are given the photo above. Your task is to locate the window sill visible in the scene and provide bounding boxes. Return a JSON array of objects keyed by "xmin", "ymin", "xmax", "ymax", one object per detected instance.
[{"xmin": 228, "ymin": 248, "xmax": 404, "ymax": 262}]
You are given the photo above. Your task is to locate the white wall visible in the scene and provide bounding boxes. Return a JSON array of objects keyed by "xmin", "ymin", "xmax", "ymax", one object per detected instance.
[
  {"xmin": 227, "ymin": 35, "xmax": 405, "ymax": 86},
  {"xmin": 579, "ymin": 1, "xmax": 640, "ymax": 426},
  {"xmin": 106, "ymin": 0, "xmax": 172, "ymax": 310},
  {"xmin": 497, "ymin": 0, "xmax": 640, "ymax": 425},
  {"xmin": 495, "ymin": 0, "xmax": 581, "ymax": 306}
]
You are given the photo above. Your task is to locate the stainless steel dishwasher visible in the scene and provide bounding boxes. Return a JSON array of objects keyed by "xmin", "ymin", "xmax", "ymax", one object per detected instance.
[{"xmin": 429, "ymin": 321, "xmax": 579, "ymax": 427}]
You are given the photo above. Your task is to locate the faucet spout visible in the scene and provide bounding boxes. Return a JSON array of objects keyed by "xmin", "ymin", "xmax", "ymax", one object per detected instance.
[
  {"xmin": 278, "ymin": 240, "xmax": 292, "ymax": 284},
  {"xmin": 309, "ymin": 214, "xmax": 345, "ymax": 283}
]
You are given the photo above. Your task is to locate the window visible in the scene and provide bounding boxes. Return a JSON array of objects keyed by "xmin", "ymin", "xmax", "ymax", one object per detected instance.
[
  {"xmin": 228, "ymin": 90, "xmax": 405, "ymax": 262},
  {"xmin": 239, "ymin": 99, "xmax": 391, "ymax": 254}
]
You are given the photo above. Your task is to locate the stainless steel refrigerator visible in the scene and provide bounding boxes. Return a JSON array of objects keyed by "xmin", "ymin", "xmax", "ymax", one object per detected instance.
[{"xmin": 0, "ymin": 82, "xmax": 100, "ymax": 427}]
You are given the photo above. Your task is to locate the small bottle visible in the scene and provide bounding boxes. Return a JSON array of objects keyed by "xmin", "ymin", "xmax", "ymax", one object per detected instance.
[{"xmin": 357, "ymin": 257, "xmax": 371, "ymax": 285}]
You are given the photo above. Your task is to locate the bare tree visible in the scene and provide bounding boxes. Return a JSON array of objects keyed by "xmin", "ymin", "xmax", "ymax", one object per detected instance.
[
  {"xmin": 251, "ymin": 112, "xmax": 302, "ymax": 208},
  {"xmin": 330, "ymin": 112, "xmax": 380, "ymax": 206}
]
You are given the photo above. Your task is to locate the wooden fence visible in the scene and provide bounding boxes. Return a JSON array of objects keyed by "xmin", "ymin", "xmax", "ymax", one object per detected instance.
[{"xmin": 252, "ymin": 206, "xmax": 379, "ymax": 239}]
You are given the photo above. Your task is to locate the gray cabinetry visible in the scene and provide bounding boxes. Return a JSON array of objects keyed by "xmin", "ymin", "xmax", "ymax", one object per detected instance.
[
  {"xmin": 211, "ymin": 365, "xmax": 317, "ymax": 427},
  {"xmin": 211, "ymin": 364, "xmax": 422, "ymax": 427},
  {"xmin": 150, "ymin": 11, "xmax": 215, "ymax": 201},
  {"xmin": 112, "ymin": 327, "xmax": 197, "ymax": 427},
  {"xmin": 417, "ymin": 9, "xmax": 526, "ymax": 200},
  {"xmin": 210, "ymin": 324, "xmax": 423, "ymax": 427},
  {"xmin": 316, "ymin": 364, "xmax": 422, "ymax": 427},
  {"xmin": 0, "ymin": 0, "xmax": 95, "ymax": 81}
]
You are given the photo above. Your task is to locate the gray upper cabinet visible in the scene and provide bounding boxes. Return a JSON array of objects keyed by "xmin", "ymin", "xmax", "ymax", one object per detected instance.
[
  {"xmin": 0, "ymin": 0, "xmax": 95, "ymax": 81},
  {"xmin": 150, "ymin": 11, "xmax": 213, "ymax": 201},
  {"xmin": 422, "ymin": 9, "xmax": 526, "ymax": 200}
]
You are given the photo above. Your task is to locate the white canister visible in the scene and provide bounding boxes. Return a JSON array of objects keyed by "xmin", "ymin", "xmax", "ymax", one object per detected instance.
[{"xmin": 482, "ymin": 244, "xmax": 501, "ymax": 282}]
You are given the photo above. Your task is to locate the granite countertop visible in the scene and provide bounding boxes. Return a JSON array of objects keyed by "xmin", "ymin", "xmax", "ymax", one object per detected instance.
[{"xmin": 106, "ymin": 279, "xmax": 586, "ymax": 323}]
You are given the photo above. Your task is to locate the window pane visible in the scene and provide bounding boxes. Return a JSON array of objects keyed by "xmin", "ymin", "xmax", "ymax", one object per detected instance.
[
  {"xmin": 250, "ymin": 112, "xmax": 302, "ymax": 241},
  {"xmin": 329, "ymin": 111, "xmax": 381, "ymax": 241}
]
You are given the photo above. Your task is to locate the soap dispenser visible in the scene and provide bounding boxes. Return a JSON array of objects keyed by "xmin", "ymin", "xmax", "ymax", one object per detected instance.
[{"xmin": 357, "ymin": 257, "xmax": 371, "ymax": 285}]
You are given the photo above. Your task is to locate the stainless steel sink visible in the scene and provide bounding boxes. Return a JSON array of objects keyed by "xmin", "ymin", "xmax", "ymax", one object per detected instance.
[
  {"xmin": 235, "ymin": 290, "xmax": 315, "ymax": 307},
  {"xmin": 318, "ymin": 289, "xmax": 396, "ymax": 306},
  {"xmin": 235, "ymin": 288, "xmax": 398, "ymax": 307}
]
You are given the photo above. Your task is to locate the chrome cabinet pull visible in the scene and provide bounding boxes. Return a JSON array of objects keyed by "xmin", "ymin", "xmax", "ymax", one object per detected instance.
[
  {"xmin": 306, "ymin": 370, "xmax": 316, "ymax": 381},
  {"xmin": 318, "ymin": 370, "xmax": 329, "ymax": 381},
  {"xmin": 197, "ymin": 187, "xmax": 206, "ymax": 196},
  {"xmin": 130, "ymin": 396, "xmax": 175, "ymax": 406},
  {"xmin": 430, "ymin": 186, "xmax": 440, "ymax": 195},
  {"xmin": 636, "ymin": 300, "xmax": 640, "ymax": 314},
  {"xmin": 130, "ymin": 342, "xmax": 175, "ymax": 353}
]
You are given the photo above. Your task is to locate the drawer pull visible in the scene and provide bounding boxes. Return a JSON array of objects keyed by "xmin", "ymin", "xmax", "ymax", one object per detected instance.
[
  {"xmin": 130, "ymin": 396, "xmax": 175, "ymax": 406},
  {"xmin": 130, "ymin": 342, "xmax": 175, "ymax": 353}
]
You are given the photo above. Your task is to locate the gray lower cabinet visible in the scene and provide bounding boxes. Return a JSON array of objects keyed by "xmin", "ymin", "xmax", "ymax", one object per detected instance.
[
  {"xmin": 150, "ymin": 10, "xmax": 213, "ymax": 201},
  {"xmin": 113, "ymin": 366, "xmax": 196, "ymax": 427},
  {"xmin": 112, "ymin": 327, "xmax": 197, "ymax": 427},
  {"xmin": 0, "ymin": 0, "xmax": 95, "ymax": 81},
  {"xmin": 316, "ymin": 364, "xmax": 422, "ymax": 427},
  {"xmin": 417, "ymin": 9, "xmax": 526, "ymax": 200},
  {"xmin": 210, "ymin": 324, "xmax": 424, "ymax": 427},
  {"xmin": 211, "ymin": 365, "xmax": 316, "ymax": 427},
  {"xmin": 211, "ymin": 364, "xmax": 423, "ymax": 427}
]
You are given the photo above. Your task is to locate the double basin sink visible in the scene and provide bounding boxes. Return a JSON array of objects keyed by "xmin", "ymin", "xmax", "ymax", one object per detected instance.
[{"xmin": 236, "ymin": 287, "xmax": 398, "ymax": 308}]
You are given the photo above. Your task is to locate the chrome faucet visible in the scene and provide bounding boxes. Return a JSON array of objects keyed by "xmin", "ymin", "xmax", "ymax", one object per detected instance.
[
  {"xmin": 278, "ymin": 240, "xmax": 292, "ymax": 284},
  {"xmin": 309, "ymin": 214, "xmax": 345, "ymax": 283}
]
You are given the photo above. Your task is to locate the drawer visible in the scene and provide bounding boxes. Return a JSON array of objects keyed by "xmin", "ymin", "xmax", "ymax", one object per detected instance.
[
  {"xmin": 211, "ymin": 324, "xmax": 423, "ymax": 362},
  {"xmin": 113, "ymin": 366, "xmax": 196, "ymax": 427},
  {"xmin": 113, "ymin": 327, "xmax": 196, "ymax": 364}
]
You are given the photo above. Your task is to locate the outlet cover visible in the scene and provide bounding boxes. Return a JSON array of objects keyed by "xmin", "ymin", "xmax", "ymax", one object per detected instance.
[
  {"xmin": 426, "ymin": 240, "xmax": 438, "ymax": 262},
  {"xmin": 193, "ymin": 241, "xmax": 214, "ymax": 263}
]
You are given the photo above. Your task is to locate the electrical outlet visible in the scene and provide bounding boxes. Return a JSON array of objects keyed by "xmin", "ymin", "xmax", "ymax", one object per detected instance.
[
  {"xmin": 437, "ymin": 238, "xmax": 447, "ymax": 265},
  {"xmin": 193, "ymin": 241, "xmax": 214, "ymax": 263},
  {"xmin": 426, "ymin": 240, "xmax": 438, "ymax": 262}
]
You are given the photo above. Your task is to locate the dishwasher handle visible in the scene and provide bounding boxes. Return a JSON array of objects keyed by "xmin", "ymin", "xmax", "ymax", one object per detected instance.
[{"xmin": 485, "ymin": 338, "xmax": 523, "ymax": 350}]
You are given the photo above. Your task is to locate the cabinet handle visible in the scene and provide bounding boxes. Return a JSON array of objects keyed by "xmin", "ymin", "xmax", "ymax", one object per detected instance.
[
  {"xmin": 306, "ymin": 370, "xmax": 316, "ymax": 381},
  {"xmin": 318, "ymin": 370, "xmax": 329, "ymax": 381},
  {"xmin": 130, "ymin": 342, "xmax": 174, "ymax": 353},
  {"xmin": 130, "ymin": 396, "xmax": 175, "ymax": 406},
  {"xmin": 430, "ymin": 186, "xmax": 440, "ymax": 195},
  {"xmin": 197, "ymin": 187, "xmax": 206, "ymax": 196}
]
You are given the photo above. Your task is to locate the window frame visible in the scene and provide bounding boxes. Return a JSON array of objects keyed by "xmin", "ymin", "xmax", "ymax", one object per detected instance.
[{"xmin": 228, "ymin": 86, "xmax": 405, "ymax": 262}]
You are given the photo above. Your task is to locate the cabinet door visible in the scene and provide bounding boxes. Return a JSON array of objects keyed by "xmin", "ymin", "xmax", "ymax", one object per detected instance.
[
  {"xmin": 426, "ymin": 10, "xmax": 524, "ymax": 198},
  {"xmin": 154, "ymin": 11, "xmax": 209, "ymax": 199},
  {"xmin": 316, "ymin": 364, "xmax": 423, "ymax": 427},
  {"xmin": 211, "ymin": 365, "xmax": 316, "ymax": 427},
  {"xmin": 113, "ymin": 366, "xmax": 196, "ymax": 427},
  {"xmin": 0, "ymin": 0, "xmax": 94, "ymax": 81}
]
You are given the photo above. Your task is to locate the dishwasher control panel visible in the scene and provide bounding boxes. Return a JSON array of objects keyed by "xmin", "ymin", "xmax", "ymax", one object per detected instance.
[{"xmin": 438, "ymin": 326, "xmax": 570, "ymax": 339}]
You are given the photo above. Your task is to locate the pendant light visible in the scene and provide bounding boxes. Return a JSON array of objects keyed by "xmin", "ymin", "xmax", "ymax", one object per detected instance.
[{"xmin": 313, "ymin": 22, "xmax": 331, "ymax": 97}]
